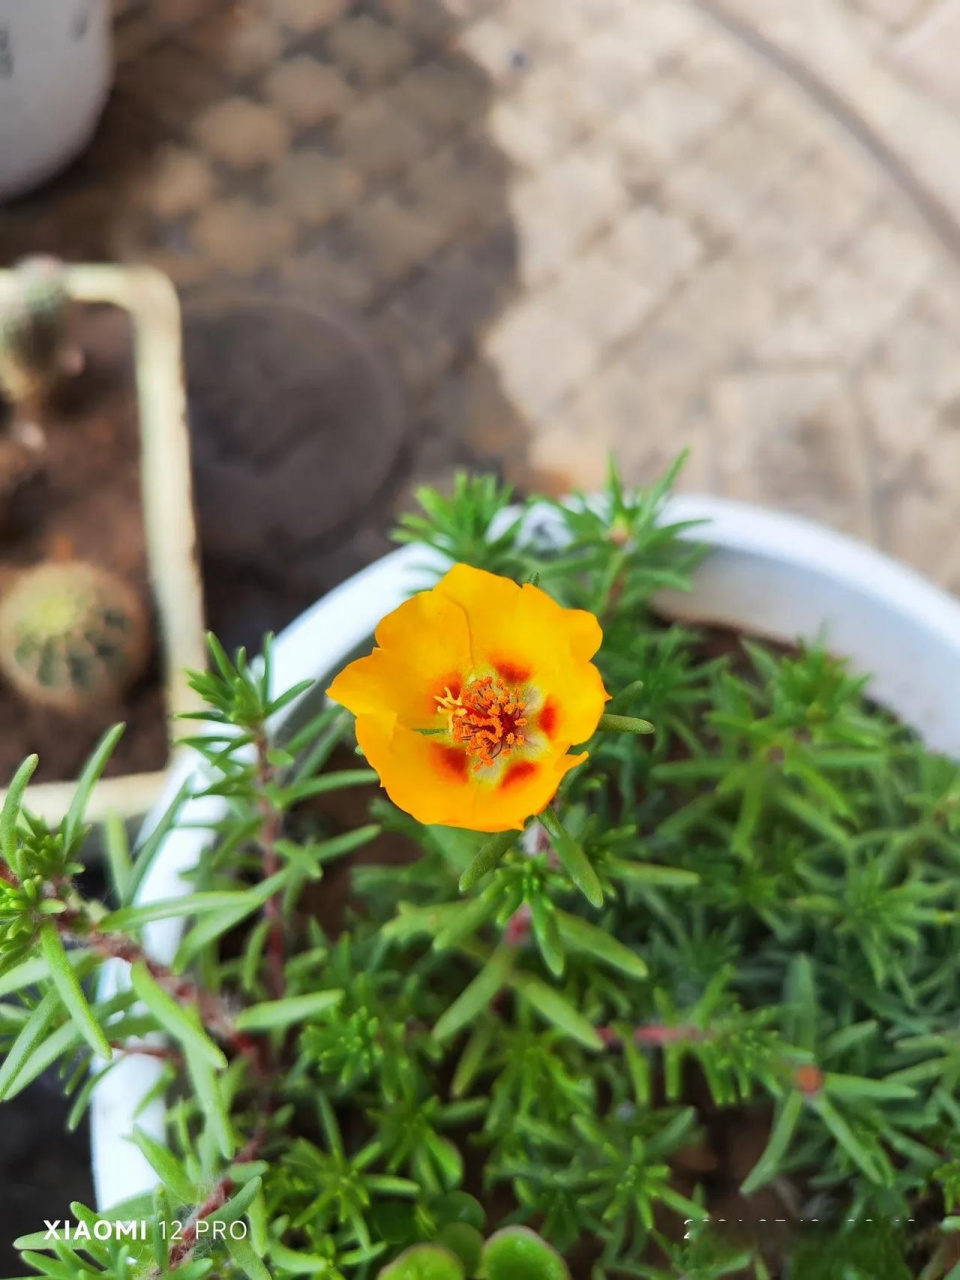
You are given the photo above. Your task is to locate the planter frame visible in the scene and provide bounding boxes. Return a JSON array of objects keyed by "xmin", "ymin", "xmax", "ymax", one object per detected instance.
[{"xmin": 0, "ymin": 264, "xmax": 207, "ymax": 825}]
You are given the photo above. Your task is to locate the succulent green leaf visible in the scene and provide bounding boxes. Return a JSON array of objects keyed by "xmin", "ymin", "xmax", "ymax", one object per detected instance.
[
  {"xmin": 555, "ymin": 911, "xmax": 647, "ymax": 978},
  {"xmin": 541, "ymin": 808, "xmax": 602, "ymax": 908},
  {"xmin": 378, "ymin": 1244, "xmax": 465, "ymax": 1280},
  {"xmin": 131, "ymin": 1127, "xmax": 197, "ymax": 1204},
  {"xmin": 0, "ymin": 986, "xmax": 60, "ymax": 1101},
  {"xmin": 64, "ymin": 723, "xmax": 125, "ymax": 848},
  {"xmin": 234, "ymin": 990, "xmax": 343, "ymax": 1032},
  {"xmin": 433, "ymin": 945, "xmax": 514, "ymax": 1043},
  {"xmin": 225, "ymin": 1231, "xmax": 272, "ymax": 1280},
  {"xmin": 741, "ymin": 1089, "xmax": 804, "ymax": 1195},
  {"xmin": 511, "ymin": 973, "xmax": 603, "ymax": 1050},
  {"xmin": 0, "ymin": 753, "xmax": 37, "ymax": 877},
  {"xmin": 130, "ymin": 961, "xmax": 226, "ymax": 1070},
  {"xmin": 459, "ymin": 829, "xmax": 517, "ymax": 891},
  {"xmin": 38, "ymin": 921, "xmax": 111, "ymax": 1059},
  {"xmin": 483, "ymin": 1227, "xmax": 570, "ymax": 1280}
]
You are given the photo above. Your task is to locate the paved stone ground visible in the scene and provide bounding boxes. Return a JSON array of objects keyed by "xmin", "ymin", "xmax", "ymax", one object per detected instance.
[{"xmin": 2, "ymin": 0, "xmax": 960, "ymax": 596}]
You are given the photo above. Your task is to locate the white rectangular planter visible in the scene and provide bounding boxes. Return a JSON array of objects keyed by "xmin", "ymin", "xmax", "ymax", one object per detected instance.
[{"xmin": 0, "ymin": 264, "xmax": 207, "ymax": 824}]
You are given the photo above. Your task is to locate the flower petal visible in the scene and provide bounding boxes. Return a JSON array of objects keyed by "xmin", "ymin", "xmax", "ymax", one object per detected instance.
[
  {"xmin": 375, "ymin": 582, "xmax": 472, "ymax": 677},
  {"xmin": 476, "ymin": 751, "xmax": 588, "ymax": 832},
  {"xmin": 327, "ymin": 649, "xmax": 438, "ymax": 729},
  {"xmin": 355, "ymin": 713, "xmax": 472, "ymax": 827},
  {"xmin": 534, "ymin": 664, "xmax": 608, "ymax": 746},
  {"xmin": 327, "ymin": 584, "xmax": 471, "ymax": 729},
  {"xmin": 435, "ymin": 563, "xmax": 604, "ymax": 679}
]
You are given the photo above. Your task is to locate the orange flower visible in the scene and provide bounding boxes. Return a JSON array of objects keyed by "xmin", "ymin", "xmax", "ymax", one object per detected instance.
[{"xmin": 327, "ymin": 564, "xmax": 609, "ymax": 832}]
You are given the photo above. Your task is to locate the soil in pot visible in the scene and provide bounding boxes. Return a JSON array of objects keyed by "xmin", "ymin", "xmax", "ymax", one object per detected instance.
[{"xmin": 0, "ymin": 303, "xmax": 168, "ymax": 785}]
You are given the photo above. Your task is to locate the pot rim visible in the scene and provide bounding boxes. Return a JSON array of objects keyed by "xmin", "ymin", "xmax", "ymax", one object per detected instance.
[{"xmin": 89, "ymin": 493, "xmax": 960, "ymax": 1209}]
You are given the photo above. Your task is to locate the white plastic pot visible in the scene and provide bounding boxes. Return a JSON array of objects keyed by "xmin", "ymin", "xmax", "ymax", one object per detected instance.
[
  {"xmin": 0, "ymin": 0, "xmax": 112, "ymax": 203},
  {"xmin": 90, "ymin": 497, "xmax": 960, "ymax": 1208}
]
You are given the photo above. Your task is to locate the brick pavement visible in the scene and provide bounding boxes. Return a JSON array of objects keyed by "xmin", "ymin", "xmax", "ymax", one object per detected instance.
[{"xmin": 2, "ymin": 0, "xmax": 960, "ymax": 591}]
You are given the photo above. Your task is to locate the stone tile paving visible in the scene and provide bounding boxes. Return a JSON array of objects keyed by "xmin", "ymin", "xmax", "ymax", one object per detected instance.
[{"xmin": 1, "ymin": 0, "xmax": 959, "ymax": 594}]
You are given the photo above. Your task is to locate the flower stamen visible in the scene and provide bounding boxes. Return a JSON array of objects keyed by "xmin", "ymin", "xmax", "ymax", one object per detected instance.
[{"xmin": 436, "ymin": 676, "xmax": 527, "ymax": 770}]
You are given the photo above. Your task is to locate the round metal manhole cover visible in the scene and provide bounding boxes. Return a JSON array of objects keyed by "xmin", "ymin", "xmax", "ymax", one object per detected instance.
[{"xmin": 184, "ymin": 294, "xmax": 406, "ymax": 573}]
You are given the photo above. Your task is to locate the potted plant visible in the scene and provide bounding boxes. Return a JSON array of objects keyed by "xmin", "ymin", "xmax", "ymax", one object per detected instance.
[
  {"xmin": 4, "ymin": 461, "xmax": 960, "ymax": 1278},
  {"xmin": 0, "ymin": 259, "xmax": 207, "ymax": 826}
]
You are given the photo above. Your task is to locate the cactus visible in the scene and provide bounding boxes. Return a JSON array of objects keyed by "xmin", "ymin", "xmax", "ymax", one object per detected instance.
[
  {"xmin": 0, "ymin": 562, "xmax": 149, "ymax": 713},
  {"xmin": 19, "ymin": 256, "xmax": 71, "ymax": 330},
  {"xmin": 0, "ymin": 256, "xmax": 82, "ymax": 411}
]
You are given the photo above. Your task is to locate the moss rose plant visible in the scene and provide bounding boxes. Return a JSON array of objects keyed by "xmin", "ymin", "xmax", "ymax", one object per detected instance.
[{"xmin": 1, "ymin": 461, "xmax": 957, "ymax": 1279}]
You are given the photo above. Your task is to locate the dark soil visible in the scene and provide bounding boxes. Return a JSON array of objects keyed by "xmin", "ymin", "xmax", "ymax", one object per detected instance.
[{"xmin": 0, "ymin": 303, "xmax": 168, "ymax": 786}]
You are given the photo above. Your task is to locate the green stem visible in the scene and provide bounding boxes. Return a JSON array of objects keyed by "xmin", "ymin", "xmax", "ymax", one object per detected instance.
[
  {"xmin": 253, "ymin": 727, "xmax": 285, "ymax": 1001},
  {"xmin": 459, "ymin": 829, "xmax": 519, "ymax": 892}
]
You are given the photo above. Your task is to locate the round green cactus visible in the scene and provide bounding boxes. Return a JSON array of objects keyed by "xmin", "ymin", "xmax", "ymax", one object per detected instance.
[{"xmin": 0, "ymin": 562, "xmax": 149, "ymax": 713}]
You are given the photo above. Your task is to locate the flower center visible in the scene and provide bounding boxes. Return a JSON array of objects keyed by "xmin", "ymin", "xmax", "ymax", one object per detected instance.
[{"xmin": 436, "ymin": 675, "xmax": 528, "ymax": 769}]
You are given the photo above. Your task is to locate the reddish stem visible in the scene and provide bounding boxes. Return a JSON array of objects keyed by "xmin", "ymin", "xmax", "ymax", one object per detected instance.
[
  {"xmin": 599, "ymin": 1023, "xmax": 706, "ymax": 1047},
  {"xmin": 504, "ymin": 904, "xmax": 532, "ymax": 947},
  {"xmin": 635, "ymin": 1023, "xmax": 704, "ymax": 1046},
  {"xmin": 62, "ymin": 914, "xmax": 265, "ymax": 1073},
  {"xmin": 165, "ymin": 1131, "xmax": 265, "ymax": 1270},
  {"xmin": 110, "ymin": 1042, "xmax": 185, "ymax": 1065}
]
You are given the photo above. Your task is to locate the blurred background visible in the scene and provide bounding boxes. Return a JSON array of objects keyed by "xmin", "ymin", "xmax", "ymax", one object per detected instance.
[
  {"xmin": 2, "ymin": 0, "xmax": 960, "ymax": 1265},
  {"xmin": 5, "ymin": 0, "xmax": 960, "ymax": 639}
]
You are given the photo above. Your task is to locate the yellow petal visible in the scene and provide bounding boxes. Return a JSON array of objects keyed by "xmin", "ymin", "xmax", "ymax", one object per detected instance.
[
  {"xmin": 375, "ymin": 582, "xmax": 471, "ymax": 679},
  {"xmin": 327, "ymin": 582, "xmax": 471, "ymax": 729},
  {"xmin": 327, "ymin": 649, "xmax": 438, "ymax": 729},
  {"xmin": 472, "ymin": 750, "xmax": 588, "ymax": 832},
  {"xmin": 534, "ymin": 664, "xmax": 608, "ymax": 748},
  {"xmin": 435, "ymin": 563, "xmax": 604, "ymax": 684},
  {"xmin": 355, "ymin": 713, "xmax": 473, "ymax": 827},
  {"xmin": 356, "ymin": 714, "xmax": 588, "ymax": 833}
]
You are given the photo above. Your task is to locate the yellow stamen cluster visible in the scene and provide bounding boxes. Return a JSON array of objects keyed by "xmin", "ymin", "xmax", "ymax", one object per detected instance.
[{"xmin": 436, "ymin": 675, "xmax": 527, "ymax": 769}]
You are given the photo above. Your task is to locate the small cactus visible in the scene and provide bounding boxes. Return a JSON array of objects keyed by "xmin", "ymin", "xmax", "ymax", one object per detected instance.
[
  {"xmin": 0, "ymin": 562, "xmax": 149, "ymax": 713},
  {"xmin": 19, "ymin": 256, "xmax": 71, "ymax": 329},
  {"xmin": 0, "ymin": 256, "xmax": 82, "ymax": 412}
]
